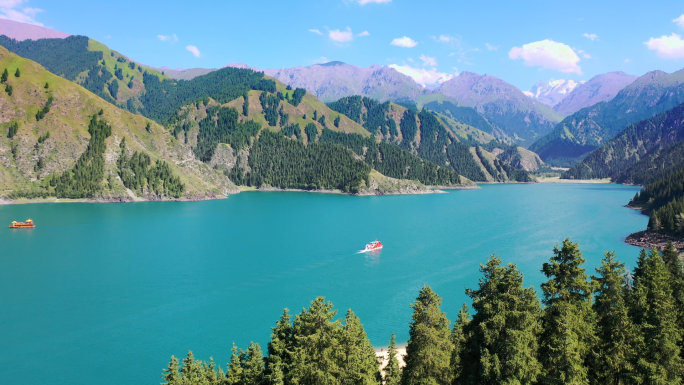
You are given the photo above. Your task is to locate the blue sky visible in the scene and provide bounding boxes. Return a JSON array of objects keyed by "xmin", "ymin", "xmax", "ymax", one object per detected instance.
[{"xmin": 5, "ymin": 0, "xmax": 684, "ymax": 90}]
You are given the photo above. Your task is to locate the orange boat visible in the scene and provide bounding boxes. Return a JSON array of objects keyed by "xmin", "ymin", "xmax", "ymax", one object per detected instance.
[{"xmin": 9, "ymin": 219, "xmax": 35, "ymax": 228}]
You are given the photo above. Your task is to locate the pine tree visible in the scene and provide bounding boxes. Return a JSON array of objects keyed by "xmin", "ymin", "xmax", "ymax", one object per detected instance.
[
  {"xmin": 162, "ymin": 355, "xmax": 181, "ymax": 385},
  {"xmin": 450, "ymin": 304, "xmax": 470, "ymax": 383},
  {"xmin": 288, "ymin": 297, "xmax": 341, "ymax": 384},
  {"xmin": 339, "ymin": 309, "xmax": 381, "ymax": 384},
  {"xmin": 631, "ymin": 248, "xmax": 683, "ymax": 384},
  {"xmin": 538, "ymin": 239, "xmax": 596, "ymax": 385},
  {"xmin": 265, "ymin": 309, "xmax": 293, "ymax": 385},
  {"xmin": 44, "ymin": 82, "xmax": 49, "ymax": 89},
  {"xmin": 1, "ymin": 68, "xmax": 7, "ymax": 83},
  {"xmin": 592, "ymin": 251, "xmax": 638, "ymax": 385},
  {"xmin": 14, "ymin": 68, "xmax": 20, "ymax": 77},
  {"xmin": 384, "ymin": 334, "xmax": 401, "ymax": 385},
  {"xmin": 180, "ymin": 351, "xmax": 204, "ymax": 384},
  {"xmin": 242, "ymin": 342, "xmax": 265, "ymax": 385},
  {"xmin": 243, "ymin": 92, "xmax": 250, "ymax": 117},
  {"xmin": 225, "ymin": 344, "xmax": 244, "ymax": 385},
  {"xmin": 401, "ymin": 285, "xmax": 453, "ymax": 385},
  {"xmin": 661, "ymin": 241, "xmax": 684, "ymax": 359},
  {"xmin": 460, "ymin": 256, "xmax": 542, "ymax": 385}
]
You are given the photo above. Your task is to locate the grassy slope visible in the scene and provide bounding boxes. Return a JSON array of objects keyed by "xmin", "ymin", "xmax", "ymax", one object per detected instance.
[
  {"xmin": 87, "ymin": 39, "xmax": 168, "ymax": 104},
  {"xmin": 0, "ymin": 45, "xmax": 234, "ymax": 199},
  {"xmin": 224, "ymin": 77, "xmax": 370, "ymax": 138}
]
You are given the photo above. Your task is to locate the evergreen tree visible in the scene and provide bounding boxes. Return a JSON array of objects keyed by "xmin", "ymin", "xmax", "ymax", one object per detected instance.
[
  {"xmin": 334, "ymin": 116, "xmax": 341, "ymax": 128},
  {"xmin": 450, "ymin": 304, "xmax": 470, "ymax": 383},
  {"xmin": 243, "ymin": 92, "xmax": 249, "ymax": 116},
  {"xmin": 1, "ymin": 68, "xmax": 7, "ymax": 83},
  {"xmin": 162, "ymin": 355, "xmax": 181, "ymax": 385},
  {"xmin": 242, "ymin": 342, "xmax": 265, "ymax": 385},
  {"xmin": 460, "ymin": 256, "xmax": 542, "ymax": 385},
  {"xmin": 538, "ymin": 239, "xmax": 596, "ymax": 385},
  {"xmin": 288, "ymin": 297, "xmax": 341, "ymax": 385},
  {"xmin": 226, "ymin": 344, "xmax": 244, "ymax": 385},
  {"xmin": 44, "ymin": 82, "xmax": 49, "ymax": 89},
  {"xmin": 265, "ymin": 311, "xmax": 292, "ymax": 385},
  {"xmin": 401, "ymin": 285, "xmax": 453, "ymax": 385},
  {"xmin": 14, "ymin": 68, "xmax": 20, "ymax": 77},
  {"xmin": 592, "ymin": 251, "xmax": 638, "ymax": 385},
  {"xmin": 384, "ymin": 334, "xmax": 401, "ymax": 385},
  {"xmin": 339, "ymin": 309, "xmax": 381, "ymax": 384},
  {"xmin": 631, "ymin": 248, "xmax": 683, "ymax": 384}
]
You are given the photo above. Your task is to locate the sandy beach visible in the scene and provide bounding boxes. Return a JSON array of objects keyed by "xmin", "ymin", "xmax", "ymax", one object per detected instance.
[{"xmin": 376, "ymin": 346, "xmax": 407, "ymax": 375}]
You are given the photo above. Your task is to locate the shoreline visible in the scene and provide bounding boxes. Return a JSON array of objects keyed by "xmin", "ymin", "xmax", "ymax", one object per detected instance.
[
  {"xmin": 375, "ymin": 345, "xmax": 407, "ymax": 371},
  {"xmin": 536, "ymin": 177, "xmax": 612, "ymax": 184},
  {"xmin": 625, "ymin": 230, "xmax": 684, "ymax": 253}
]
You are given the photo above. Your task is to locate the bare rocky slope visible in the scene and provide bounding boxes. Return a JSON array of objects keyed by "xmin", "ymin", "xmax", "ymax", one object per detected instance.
[{"xmin": 552, "ymin": 71, "xmax": 638, "ymax": 116}]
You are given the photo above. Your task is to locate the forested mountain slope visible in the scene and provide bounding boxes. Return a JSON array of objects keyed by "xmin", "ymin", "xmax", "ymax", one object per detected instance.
[
  {"xmin": 0, "ymin": 45, "xmax": 235, "ymax": 201},
  {"xmin": 433, "ymin": 72, "xmax": 563, "ymax": 146},
  {"xmin": 327, "ymin": 95, "xmax": 536, "ymax": 182},
  {"xmin": 631, "ymin": 167, "xmax": 684, "ymax": 234},
  {"xmin": 563, "ymin": 103, "xmax": 684, "ymax": 182},
  {"xmin": 530, "ymin": 68, "xmax": 684, "ymax": 166},
  {"xmin": 163, "ymin": 80, "xmax": 475, "ymax": 193},
  {"xmin": 0, "ymin": 35, "xmax": 168, "ymax": 109}
]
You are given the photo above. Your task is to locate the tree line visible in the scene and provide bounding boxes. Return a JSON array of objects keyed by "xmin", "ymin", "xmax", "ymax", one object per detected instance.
[
  {"xmin": 161, "ymin": 238, "xmax": 684, "ymax": 384},
  {"xmin": 116, "ymin": 138, "xmax": 185, "ymax": 198}
]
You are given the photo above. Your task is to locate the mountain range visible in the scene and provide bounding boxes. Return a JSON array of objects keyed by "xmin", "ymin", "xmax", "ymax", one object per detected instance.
[
  {"xmin": 525, "ymin": 79, "xmax": 584, "ymax": 108},
  {"xmin": 529, "ymin": 69, "xmax": 684, "ymax": 166}
]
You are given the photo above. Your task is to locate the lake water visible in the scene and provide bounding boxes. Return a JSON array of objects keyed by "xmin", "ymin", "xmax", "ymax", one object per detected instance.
[{"xmin": 0, "ymin": 183, "xmax": 646, "ymax": 384}]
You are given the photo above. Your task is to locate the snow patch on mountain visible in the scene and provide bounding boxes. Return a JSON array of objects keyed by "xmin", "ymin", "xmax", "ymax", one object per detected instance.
[{"xmin": 526, "ymin": 79, "xmax": 585, "ymax": 107}]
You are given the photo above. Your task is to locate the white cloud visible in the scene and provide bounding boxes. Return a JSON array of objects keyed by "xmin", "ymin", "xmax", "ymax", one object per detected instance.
[
  {"xmin": 673, "ymin": 14, "xmax": 684, "ymax": 28},
  {"xmin": 645, "ymin": 33, "xmax": 684, "ymax": 59},
  {"xmin": 432, "ymin": 35, "xmax": 453, "ymax": 43},
  {"xmin": 407, "ymin": 57, "xmax": 414, "ymax": 62},
  {"xmin": 0, "ymin": 0, "xmax": 44, "ymax": 26},
  {"xmin": 356, "ymin": 0, "xmax": 391, "ymax": 4},
  {"xmin": 583, "ymin": 33, "xmax": 598, "ymax": 41},
  {"xmin": 391, "ymin": 36, "xmax": 418, "ymax": 48},
  {"xmin": 329, "ymin": 27, "xmax": 353, "ymax": 43},
  {"xmin": 485, "ymin": 43, "xmax": 499, "ymax": 51},
  {"xmin": 157, "ymin": 34, "xmax": 178, "ymax": 43},
  {"xmin": 357, "ymin": 30, "xmax": 370, "ymax": 37},
  {"xmin": 509, "ymin": 39, "xmax": 582, "ymax": 74},
  {"xmin": 309, "ymin": 29, "xmax": 322, "ymax": 35},
  {"xmin": 186, "ymin": 45, "xmax": 201, "ymax": 58},
  {"xmin": 624, "ymin": 59, "xmax": 631, "ymax": 63},
  {"xmin": 419, "ymin": 54, "xmax": 437, "ymax": 66},
  {"xmin": 583, "ymin": 53, "xmax": 592, "ymax": 59},
  {"xmin": 312, "ymin": 56, "xmax": 330, "ymax": 64},
  {"xmin": 389, "ymin": 63, "xmax": 454, "ymax": 85}
]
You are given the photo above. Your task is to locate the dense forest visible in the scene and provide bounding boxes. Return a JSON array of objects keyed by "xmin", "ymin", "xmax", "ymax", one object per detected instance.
[
  {"xmin": 194, "ymin": 106, "xmax": 261, "ymax": 162},
  {"xmin": 116, "ymin": 138, "xmax": 185, "ymax": 198},
  {"xmin": 631, "ymin": 167, "xmax": 684, "ymax": 235},
  {"xmin": 234, "ymin": 130, "xmax": 371, "ymax": 193},
  {"xmin": 52, "ymin": 114, "xmax": 111, "ymax": 198},
  {"xmin": 141, "ymin": 68, "xmax": 275, "ymax": 123},
  {"xmin": 564, "ymin": 103, "xmax": 684, "ymax": 181},
  {"xmin": 327, "ymin": 96, "xmax": 532, "ymax": 183},
  {"xmin": 0, "ymin": 35, "xmax": 117, "ymax": 103},
  {"xmin": 161, "ymin": 238, "xmax": 684, "ymax": 385},
  {"xmin": 319, "ymin": 128, "xmax": 461, "ymax": 186}
]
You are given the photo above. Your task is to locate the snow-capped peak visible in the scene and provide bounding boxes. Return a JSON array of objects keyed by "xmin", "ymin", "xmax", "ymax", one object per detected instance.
[{"xmin": 526, "ymin": 79, "xmax": 586, "ymax": 107}]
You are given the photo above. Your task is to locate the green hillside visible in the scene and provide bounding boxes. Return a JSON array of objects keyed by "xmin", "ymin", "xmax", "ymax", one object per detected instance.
[
  {"xmin": 163, "ymin": 84, "xmax": 473, "ymax": 191},
  {"xmin": 0, "ymin": 45, "xmax": 235, "ymax": 201},
  {"xmin": 631, "ymin": 167, "xmax": 684, "ymax": 235},
  {"xmin": 563, "ymin": 103, "xmax": 684, "ymax": 182},
  {"xmin": 327, "ymin": 95, "xmax": 535, "ymax": 182}
]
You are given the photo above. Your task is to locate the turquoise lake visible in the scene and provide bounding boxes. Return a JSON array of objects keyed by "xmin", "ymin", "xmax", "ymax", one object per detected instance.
[{"xmin": 0, "ymin": 183, "xmax": 646, "ymax": 384}]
